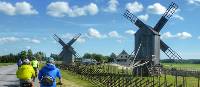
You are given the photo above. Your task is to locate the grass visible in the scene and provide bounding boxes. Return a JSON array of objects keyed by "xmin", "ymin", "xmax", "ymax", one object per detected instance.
[
  {"xmin": 61, "ymin": 70, "xmax": 95, "ymax": 87},
  {"xmin": 0, "ymin": 63, "xmax": 14, "ymax": 67},
  {"xmin": 162, "ymin": 63, "xmax": 200, "ymax": 70}
]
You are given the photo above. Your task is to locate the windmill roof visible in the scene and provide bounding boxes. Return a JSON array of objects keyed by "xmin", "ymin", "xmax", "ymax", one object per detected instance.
[{"xmin": 120, "ymin": 50, "xmax": 128, "ymax": 55}]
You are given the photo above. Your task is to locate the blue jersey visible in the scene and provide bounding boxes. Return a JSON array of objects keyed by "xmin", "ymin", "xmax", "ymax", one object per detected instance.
[
  {"xmin": 17, "ymin": 59, "xmax": 22, "ymax": 67},
  {"xmin": 38, "ymin": 63, "xmax": 61, "ymax": 87}
]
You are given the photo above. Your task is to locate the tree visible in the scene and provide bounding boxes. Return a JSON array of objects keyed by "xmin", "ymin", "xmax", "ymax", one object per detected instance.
[
  {"xmin": 108, "ymin": 53, "xmax": 117, "ymax": 62},
  {"xmin": 50, "ymin": 53, "xmax": 62, "ymax": 61},
  {"xmin": 20, "ymin": 50, "xmax": 27, "ymax": 60},
  {"xmin": 34, "ymin": 52, "xmax": 46, "ymax": 61},
  {"xmin": 27, "ymin": 49, "xmax": 33, "ymax": 60},
  {"xmin": 83, "ymin": 53, "xmax": 92, "ymax": 59}
]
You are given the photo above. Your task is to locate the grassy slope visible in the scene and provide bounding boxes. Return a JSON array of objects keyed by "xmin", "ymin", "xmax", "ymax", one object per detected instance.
[
  {"xmin": 61, "ymin": 70, "xmax": 95, "ymax": 87},
  {"xmin": 162, "ymin": 63, "xmax": 200, "ymax": 70}
]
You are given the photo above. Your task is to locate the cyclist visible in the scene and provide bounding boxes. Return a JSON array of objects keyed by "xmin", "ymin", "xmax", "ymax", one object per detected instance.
[
  {"xmin": 17, "ymin": 58, "xmax": 22, "ymax": 69},
  {"xmin": 31, "ymin": 57, "xmax": 39, "ymax": 81},
  {"xmin": 38, "ymin": 57, "xmax": 62, "ymax": 87},
  {"xmin": 16, "ymin": 59, "xmax": 35, "ymax": 87}
]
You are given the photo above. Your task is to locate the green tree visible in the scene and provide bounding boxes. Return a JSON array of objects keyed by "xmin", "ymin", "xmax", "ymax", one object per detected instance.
[
  {"xmin": 83, "ymin": 53, "xmax": 92, "ymax": 59},
  {"xmin": 108, "ymin": 53, "xmax": 117, "ymax": 62},
  {"xmin": 27, "ymin": 49, "xmax": 33, "ymax": 60},
  {"xmin": 20, "ymin": 50, "xmax": 27, "ymax": 60},
  {"xmin": 34, "ymin": 52, "xmax": 46, "ymax": 61}
]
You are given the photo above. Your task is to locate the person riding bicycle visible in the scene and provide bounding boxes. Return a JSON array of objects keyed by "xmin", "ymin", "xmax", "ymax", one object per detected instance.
[
  {"xmin": 16, "ymin": 59, "xmax": 35, "ymax": 87},
  {"xmin": 31, "ymin": 57, "xmax": 39, "ymax": 81},
  {"xmin": 17, "ymin": 58, "xmax": 23, "ymax": 69},
  {"xmin": 38, "ymin": 57, "xmax": 62, "ymax": 87}
]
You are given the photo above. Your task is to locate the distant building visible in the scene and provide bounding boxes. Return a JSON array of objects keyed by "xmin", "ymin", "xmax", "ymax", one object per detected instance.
[{"xmin": 115, "ymin": 50, "xmax": 133, "ymax": 66}]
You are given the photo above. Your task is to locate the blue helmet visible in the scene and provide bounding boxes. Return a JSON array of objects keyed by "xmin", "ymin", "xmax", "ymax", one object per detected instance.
[{"xmin": 46, "ymin": 57, "xmax": 55, "ymax": 63}]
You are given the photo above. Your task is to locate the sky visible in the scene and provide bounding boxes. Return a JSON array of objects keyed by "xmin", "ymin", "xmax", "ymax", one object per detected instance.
[{"xmin": 0, "ymin": 0, "xmax": 200, "ymax": 59}]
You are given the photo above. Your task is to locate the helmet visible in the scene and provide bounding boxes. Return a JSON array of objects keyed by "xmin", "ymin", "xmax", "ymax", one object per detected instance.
[
  {"xmin": 23, "ymin": 59, "xmax": 30, "ymax": 64},
  {"xmin": 46, "ymin": 57, "xmax": 55, "ymax": 64}
]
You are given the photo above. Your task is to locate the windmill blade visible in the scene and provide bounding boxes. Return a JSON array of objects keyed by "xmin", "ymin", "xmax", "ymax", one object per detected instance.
[
  {"xmin": 67, "ymin": 33, "xmax": 81, "ymax": 46},
  {"xmin": 53, "ymin": 34, "xmax": 67, "ymax": 47},
  {"xmin": 70, "ymin": 49, "xmax": 80, "ymax": 59},
  {"xmin": 59, "ymin": 50, "xmax": 65, "ymax": 57},
  {"xmin": 160, "ymin": 40, "xmax": 182, "ymax": 62},
  {"xmin": 133, "ymin": 61, "xmax": 149, "ymax": 69},
  {"xmin": 123, "ymin": 10, "xmax": 148, "ymax": 30},
  {"xmin": 154, "ymin": 2, "xmax": 178, "ymax": 32}
]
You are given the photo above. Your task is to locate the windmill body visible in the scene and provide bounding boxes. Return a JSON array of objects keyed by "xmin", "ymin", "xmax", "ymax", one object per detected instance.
[
  {"xmin": 135, "ymin": 26, "xmax": 160, "ymax": 65},
  {"xmin": 53, "ymin": 34, "xmax": 81, "ymax": 65},
  {"xmin": 59, "ymin": 46, "xmax": 75, "ymax": 64}
]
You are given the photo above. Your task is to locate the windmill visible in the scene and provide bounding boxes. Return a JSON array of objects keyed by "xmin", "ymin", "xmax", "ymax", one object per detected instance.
[
  {"xmin": 53, "ymin": 33, "xmax": 81, "ymax": 65},
  {"xmin": 123, "ymin": 2, "xmax": 183, "ymax": 75}
]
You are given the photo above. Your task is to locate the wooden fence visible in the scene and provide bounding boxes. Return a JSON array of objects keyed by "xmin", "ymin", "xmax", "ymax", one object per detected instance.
[{"xmin": 58, "ymin": 64, "xmax": 200, "ymax": 87}]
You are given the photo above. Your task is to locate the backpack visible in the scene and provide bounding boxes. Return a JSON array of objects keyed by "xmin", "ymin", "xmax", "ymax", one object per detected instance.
[{"xmin": 41, "ymin": 73, "xmax": 54, "ymax": 86}]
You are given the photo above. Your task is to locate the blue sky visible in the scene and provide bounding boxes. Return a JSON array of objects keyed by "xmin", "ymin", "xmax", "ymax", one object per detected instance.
[{"xmin": 0, "ymin": 0, "xmax": 200, "ymax": 59}]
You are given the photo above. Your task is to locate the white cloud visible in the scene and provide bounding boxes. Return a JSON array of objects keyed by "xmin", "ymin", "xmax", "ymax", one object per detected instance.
[
  {"xmin": 161, "ymin": 32, "xmax": 192, "ymax": 39},
  {"xmin": 0, "ymin": 37, "xmax": 40, "ymax": 44},
  {"xmin": 161, "ymin": 32, "xmax": 175, "ymax": 39},
  {"xmin": 125, "ymin": 30, "xmax": 135, "ymax": 35},
  {"xmin": 86, "ymin": 3, "xmax": 99, "ymax": 15},
  {"xmin": 147, "ymin": 3, "xmax": 184, "ymax": 21},
  {"xmin": 177, "ymin": 32, "xmax": 192, "ymax": 39},
  {"xmin": 147, "ymin": 3, "xmax": 166, "ymax": 15},
  {"xmin": 88, "ymin": 28, "xmax": 106, "ymax": 39},
  {"xmin": 108, "ymin": 31, "xmax": 121, "ymax": 38},
  {"xmin": 104, "ymin": 0, "xmax": 119, "ymax": 13},
  {"xmin": 0, "ymin": 37, "xmax": 19, "ymax": 43},
  {"xmin": 22, "ymin": 38, "xmax": 41, "ymax": 44},
  {"xmin": 173, "ymin": 14, "xmax": 184, "ymax": 21},
  {"xmin": 31, "ymin": 39, "xmax": 40, "ymax": 44},
  {"xmin": 0, "ymin": 2, "xmax": 15, "ymax": 15},
  {"xmin": 125, "ymin": 1, "xmax": 143, "ymax": 13},
  {"xmin": 25, "ymin": 46, "xmax": 31, "ymax": 49},
  {"xmin": 187, "ymin": 0, "xmax": 200, "ymax": 5},
  {"xmin": 138, "ymin": 14, "xmax": 149, "ymax": 21},
  {"xmin": 116, "ymin": 39, "xmax": 123, "ymax": 43},
  {"xmin": 47, "ymin": 1, "xmax": 98, "ymax": 17},
  {"xmin": 198, "ymin": 36, "xmax": 200, "ymax": 39},
  {"xmin": 15, "ymin": 1, "xmax": 38, "ymax": 15},
  {"xmin": 0, "ymin": 1, "xmax": 38, "ymax": 16}
]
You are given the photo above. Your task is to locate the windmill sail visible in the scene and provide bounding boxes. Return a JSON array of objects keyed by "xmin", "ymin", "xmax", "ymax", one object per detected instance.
[
  {"xmin": 154, "ymin": 2, "xmax": 178, "ymax": 32},
  {"xmin": 123, "ymin": 10, "xmax": 148, "ymax": 30},
  {"xmin": 67, "ymin": 33, "xmax": 81, "ymax": 46},
  {"xmin": 59, "ymin": 50, "xmax": 65, "ymax": 57},
  {"xmin": 160, "ymin": 40, "xmax": 182, "ymax": 62},
  {"xmin": 53, "ymin": 34, "xmax": 67, "ymax": 47}
]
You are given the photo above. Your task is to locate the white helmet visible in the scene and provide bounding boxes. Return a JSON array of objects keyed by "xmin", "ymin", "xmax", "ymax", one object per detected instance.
[{"xmin": 23, "ymin": 59, "xmax": 30, "ymax": 64}]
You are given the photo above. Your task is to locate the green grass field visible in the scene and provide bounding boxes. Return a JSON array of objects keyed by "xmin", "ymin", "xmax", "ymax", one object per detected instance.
[
  {"xmin": 162, "ymin": 63, "xmax": 200, "ymax": 70},
  {"xmin": 61, "ymin": 70, "xmax": 96, "ymax": 87}
]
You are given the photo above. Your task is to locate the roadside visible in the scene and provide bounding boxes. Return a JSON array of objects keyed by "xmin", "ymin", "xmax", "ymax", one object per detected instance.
[
  {"xmin": 0, "ymin": 63, "xmax": 15, "ymax": 67},
  {"xmin": 61, "ymin": 70, "xmax": 95, "ymax": 87}
]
